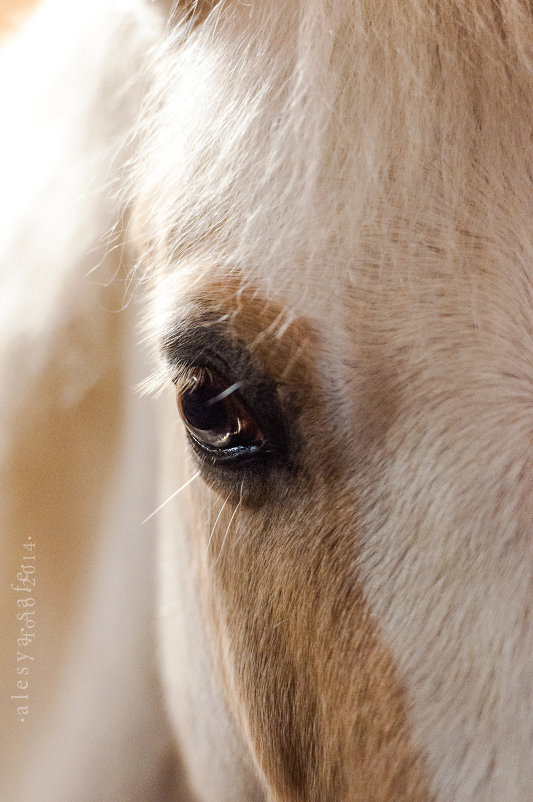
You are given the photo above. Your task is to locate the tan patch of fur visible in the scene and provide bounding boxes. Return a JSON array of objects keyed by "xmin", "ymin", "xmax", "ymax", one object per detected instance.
[
  {"xmin": 160, "ymin": 280, "xmax": 434, "ymax": 800},
  {"xmin": 0, "ymin": 0, "xmax": 39, "ymax": 35}
]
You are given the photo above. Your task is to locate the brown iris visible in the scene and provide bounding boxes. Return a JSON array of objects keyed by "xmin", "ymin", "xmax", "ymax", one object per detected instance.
[{"xmin": 177, "ymin": 370, "xmax": 266, "ymax": 454}]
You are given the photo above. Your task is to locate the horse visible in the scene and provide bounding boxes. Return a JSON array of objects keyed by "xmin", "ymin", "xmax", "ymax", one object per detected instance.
[{"xmin": 1, "ymin": 1, "xmax": 532, "ymax": 800}]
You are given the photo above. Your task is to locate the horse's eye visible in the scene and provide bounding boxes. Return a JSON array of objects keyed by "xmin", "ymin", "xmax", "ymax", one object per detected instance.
[{"xmin": 177, "ymin": 371, "xmax": 267, "ymax": 460}]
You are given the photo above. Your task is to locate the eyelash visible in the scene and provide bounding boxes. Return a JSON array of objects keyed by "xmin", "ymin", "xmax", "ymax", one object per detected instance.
[{"xmin": 171, "ymin": 364, "xmax": 210, "ymax": 396}]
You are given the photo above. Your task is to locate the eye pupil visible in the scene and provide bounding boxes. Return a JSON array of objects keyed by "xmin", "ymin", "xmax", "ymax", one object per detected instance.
[
  {"xmin": 179, "ymin": 376, "xmax": 230, "ymax": 433},
  {"xmin": 177, "ymin": 372, "xmax": 266, "ymax": 458}
]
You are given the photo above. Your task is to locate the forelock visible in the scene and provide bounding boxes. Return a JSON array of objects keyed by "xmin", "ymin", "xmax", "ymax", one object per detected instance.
[{"xmin": 133, "ymin": 0, "xmax": 533, "ymax": 319}]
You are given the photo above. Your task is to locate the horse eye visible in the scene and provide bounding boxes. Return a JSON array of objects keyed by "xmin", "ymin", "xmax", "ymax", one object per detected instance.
[{"xmin": 176, "ymin": 371, "xmax": 267, "ymax": 460}]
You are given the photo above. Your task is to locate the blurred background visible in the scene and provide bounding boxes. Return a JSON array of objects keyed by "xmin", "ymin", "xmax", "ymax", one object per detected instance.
[
  {"xmin": 0, "ymin": 2, "xmax": 181, "ymax": 799},
  {"xmin": 1, "ymin": 0, "xmax": 38, "ymax": 36}
]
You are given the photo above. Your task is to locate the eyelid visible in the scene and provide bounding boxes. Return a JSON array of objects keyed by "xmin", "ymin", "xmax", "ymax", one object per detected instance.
[
  {"xmin": 169, "ymin": 348, "xmax": 250, "ymax": 398},
  {"xmin": 171, "ymin": 365, "xmax": 212, "ymax": 396}
]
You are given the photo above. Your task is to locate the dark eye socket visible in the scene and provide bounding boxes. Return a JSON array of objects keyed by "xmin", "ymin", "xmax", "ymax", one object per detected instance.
[{"xmin": 177, "ymin": 370, "xmax": 268, "ymax": 462}]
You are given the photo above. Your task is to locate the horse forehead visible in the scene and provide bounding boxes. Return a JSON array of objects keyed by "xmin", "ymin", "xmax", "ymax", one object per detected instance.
[{"xmin": 140, "ymin": 0, "xmax": 533, "ymax": 297}]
